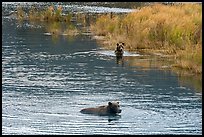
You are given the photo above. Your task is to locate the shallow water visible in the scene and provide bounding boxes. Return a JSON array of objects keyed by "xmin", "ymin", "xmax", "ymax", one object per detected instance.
[{"xmin": 2, "ymin": 3, "xmax": 202, "ymax": 135}]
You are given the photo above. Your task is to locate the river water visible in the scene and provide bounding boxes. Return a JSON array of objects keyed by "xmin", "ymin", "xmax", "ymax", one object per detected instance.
[{"xmin": 2, "ymin": 2, "xmax": 202, "ymax": 135}]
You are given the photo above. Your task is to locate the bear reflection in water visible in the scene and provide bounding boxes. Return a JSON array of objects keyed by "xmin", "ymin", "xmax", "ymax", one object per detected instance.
[{"xmin": 80, "ymin": 101, "xmax": 122, "ymax": 116}]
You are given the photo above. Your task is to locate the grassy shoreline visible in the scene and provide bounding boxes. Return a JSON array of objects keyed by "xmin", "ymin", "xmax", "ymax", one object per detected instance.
[
  {"xmin": 90, "ymin": 3, "xmax": 202, "ymax": 74},
  {"xmin": 13, "ymin": 3, "xmax": 202, "ymax": 74}
]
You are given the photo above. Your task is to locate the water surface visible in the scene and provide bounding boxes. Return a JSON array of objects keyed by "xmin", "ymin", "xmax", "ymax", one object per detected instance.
[{"xmin": 2, "ymin": 3, "xmax": 202, "ymax": 135}]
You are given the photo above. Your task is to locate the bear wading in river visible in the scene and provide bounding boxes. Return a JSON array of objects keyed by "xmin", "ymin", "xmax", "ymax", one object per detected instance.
[
  {"xmin": 115, "ymin": 42, "xmax": 124, "ymax": 57},
  {"xmin": 80, "ymin": 101, "xmax": 122, "ymax": 116}
]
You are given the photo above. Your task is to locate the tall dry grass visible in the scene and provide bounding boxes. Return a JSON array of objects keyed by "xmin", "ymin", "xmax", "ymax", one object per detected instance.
[
  {"xmin": 16, "ymin": 5, "xmax": 79, "ymax": 36},
  {"xmin": 90, "ymin": 3, "xmax": 202, "ymax": 73}
]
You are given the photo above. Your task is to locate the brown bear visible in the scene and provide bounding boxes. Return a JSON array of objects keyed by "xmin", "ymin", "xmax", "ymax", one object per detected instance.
[
  {"xmin": 80, "ymin": 101, "xmax": 122, "ymax": 116},
  {"xmin": 115, "ymin": 42, "xmax": 124, "ymax": 57}
]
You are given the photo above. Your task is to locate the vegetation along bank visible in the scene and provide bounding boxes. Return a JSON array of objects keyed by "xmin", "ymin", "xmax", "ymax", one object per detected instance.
[{"xmin": 90, "ymin": 3, "xmax": 202, "ymax": 74}]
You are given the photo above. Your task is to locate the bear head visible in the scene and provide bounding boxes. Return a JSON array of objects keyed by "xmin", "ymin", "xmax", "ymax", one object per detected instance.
[{"xmin": 107, "ymin": 101, "xmax": 122, "ymax": 114}]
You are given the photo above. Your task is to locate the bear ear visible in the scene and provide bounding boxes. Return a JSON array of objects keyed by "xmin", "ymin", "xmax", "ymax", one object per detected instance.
[
  {"xmin": 108, "ymin": 102, "xmax": 112, "ymax": 106},
  {"xmin": 117, "ymin": 43, "xmax": 119, "ymax": 46},
  {"xmin": 122, "ymin": 43, "xmax": 125, "ymax": 46},
  {"xmin": 117, "ymin": 101, "xmax": 119, "ymax": 104}
]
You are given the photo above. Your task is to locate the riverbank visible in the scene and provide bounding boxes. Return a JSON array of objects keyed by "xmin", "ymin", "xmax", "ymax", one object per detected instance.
[{"xmin": 90, "ymin": 3, "xmax": 202, "ymax": 74}]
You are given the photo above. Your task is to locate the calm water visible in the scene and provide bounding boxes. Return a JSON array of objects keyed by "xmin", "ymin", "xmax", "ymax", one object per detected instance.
[{"xmin": 2, "ymin": 3, "xmax": 202, "ymax": 135}]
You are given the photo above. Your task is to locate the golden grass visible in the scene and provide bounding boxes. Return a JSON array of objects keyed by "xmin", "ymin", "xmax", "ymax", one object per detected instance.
[
  {"xmin": 16, "ymin": 5, "xmax": 81, "ymax": 36},
  {"xmin": 17, "ymin": 5, "xmax": 73, "ymax": 23},
  {"xmin": 90, "ymin": 3, "xmax": 202, "ymax": 73},
  {"xmin": 174, "ymin": 44, "xmax": 202, "ymax": 73}
]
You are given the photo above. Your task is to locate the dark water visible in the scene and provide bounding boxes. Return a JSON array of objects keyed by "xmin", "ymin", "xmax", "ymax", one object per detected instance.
[{"xmin": 2, "ymin": 3, "xmax": 202, "ymax": 135}]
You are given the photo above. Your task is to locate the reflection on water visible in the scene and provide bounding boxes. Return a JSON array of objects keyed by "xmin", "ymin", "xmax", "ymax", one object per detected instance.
[
  {"xmin": 123, "ymin": 56, "xmax": 202, "ymax": 93},
  {"xmin": 116, "ymin": 56, "xmax": 124, "ymax": 66},
  {"xmin": 2, "ymin": 2, "xmax": 202, "ymax": 135},
  {"xmin": 175, "ymin": 70, "xmax": 202, "ymax": 93}
]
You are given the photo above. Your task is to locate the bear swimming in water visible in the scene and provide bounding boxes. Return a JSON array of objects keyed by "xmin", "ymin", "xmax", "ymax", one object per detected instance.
[{"xmin": 80, "ymin": 101, "xmax": 122, "ymax": 116}]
